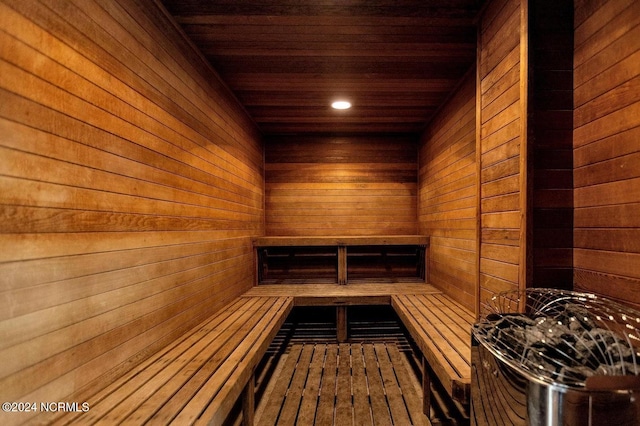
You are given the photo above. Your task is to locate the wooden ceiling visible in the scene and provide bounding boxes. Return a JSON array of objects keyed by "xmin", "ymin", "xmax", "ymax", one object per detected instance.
[{"xmin": 161, "ymin": 0, "xmax": 482, "ymax": 136}]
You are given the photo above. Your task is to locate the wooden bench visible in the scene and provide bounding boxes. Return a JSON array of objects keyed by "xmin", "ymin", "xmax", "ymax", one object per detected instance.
[
  {"xmin": 246, "ymin": 283, "xmax": 475, "ymax": 418},
  {"xmin": 245, "ymin": 283, "xmax": 441, "ymax": 343},
  {"xmin": 392, "ymin": 293, "xmax": 474, "ymax": 414},
  {"xmin": 49, "ymin": 296, "xmax": 292, "ymax": 426},
  {"xmin": 253, "ymin": 235, "xmax": 430, "ymax": 285}
]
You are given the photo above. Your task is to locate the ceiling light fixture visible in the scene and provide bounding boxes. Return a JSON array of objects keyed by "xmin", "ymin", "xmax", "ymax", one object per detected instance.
[{"xmin": 331, "ymin": 100, "xmax": 352, "ymax": 110}]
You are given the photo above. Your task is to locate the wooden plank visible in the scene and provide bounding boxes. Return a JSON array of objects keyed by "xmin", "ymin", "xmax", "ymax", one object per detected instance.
[
  {"xmin": 335, "ymin": 344, "xmax": 352, "ymax": 422},
  {"xmin": 297, "ymin": 344, "xmax": 325, "ymax": 425},
  {"xmin": 261, "ymin": 342, "xmax": 428, "ymax": 426},
  {"xmin": 350, "ymin": 343, "xmax": 374, "ymax": 425},
  {"xmin": 278, "ymin": 344, "xmax": 314, "ymax": 426},
  {"xmin": 242, "ymin": 374, "xmax": 255, "ymax": 426},
  {"xmin": 338, "ymin": 245, "xmax": 348, "ymax": 285},
  {"xmin": 315, "ymin": 344, "xmax": 338, "ymax": 425},
  {"xmin": 387, "ymin": 345, "xmax": 428, "ymax": 426},
  {"xmin": 184, "ymin": 297, "xmax": 293, "ymax": 425},
  {"xmin": 422, "ymin": 357, "xmax": 432, "ymax": 415},
  {"xmin": 336, "ymin": 306, "xmax": 348, "ymax": 343},
  {"xmin": 0, "ymin": 1, "xmax": 265, "ymax": 420},
  {"xmin": 137, "ymin": 298, "xmax": 278, "ymax": 424},
  {"xmin": 54, "ymin": 297, "xmax": 258, "ymax": 424},
  {"xmin": 391, "ymin": 294, "xmax": 473, "ymax": 405},
  {"xmin": 14, "ymin": 278, "xmax": 248, "ymax": 424},
  {"xmin": 81, "ymin": 298, "xmax": 265, "ymax": 424},
  {"xmin": 363, "ymin": 343, "xmax": 392, "ymax": 425},
  {"xmin": 374, "ymin": 343, "xmax": 413, "ymax": 425},
  {"xmin": 263, "ymin": 135, "xmax": 418, "ymax": 235},
  {"xmin": 254, "ymin": 235, "xmax": 430, "ymax": 247},
  {"xmin": 50, "ymin": 296, "xmax": 292, "ymax": 426},
  {"xmin": 243, "ymin": 283, "xmax": 441, "ymax": 303},
  {"xmin": 258, "ymin": 344, "xmax": 303, "ymax": 425}
]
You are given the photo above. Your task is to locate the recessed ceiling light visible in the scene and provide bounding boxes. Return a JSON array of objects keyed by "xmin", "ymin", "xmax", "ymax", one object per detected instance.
[{"xmin": 331, "ymin": 100, "xmax": 352, "ymax": 110}]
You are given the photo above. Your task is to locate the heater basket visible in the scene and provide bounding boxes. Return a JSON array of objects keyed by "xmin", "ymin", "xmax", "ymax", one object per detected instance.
[
  {"xmin": 473, "ymin": 288, "xmax": 640, "ymax": 388},
  {"xmin": 471, "ymin": 288, "xmax": 640, "ymax": 426}
]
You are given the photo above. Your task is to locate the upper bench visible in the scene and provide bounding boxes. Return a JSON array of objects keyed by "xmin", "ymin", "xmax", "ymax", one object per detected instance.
[
  {"xmin": 253, "ymin": 235, "xmax": 430, "ymax": 247},
  {"xmin": 253, "ymin": 235, "xmax": 430, "ymax": 285}
]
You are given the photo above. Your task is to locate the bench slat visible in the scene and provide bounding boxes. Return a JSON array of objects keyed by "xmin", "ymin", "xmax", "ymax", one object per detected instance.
[
  {"xmin": 147, "ymin": 299, "xmax": 274, "ymax": 423},
  {"xmin": 410, "ymin": 295, "xmax": 471, "ymax": 368},
  {"xmin": 169, "ymin": 297, "xmax": 292, "ymax": 425},
  {"xmin": 253, "ymin": 235, "xmax": 430, "ymax": 247},
  {"xmin": 244, "ymin": 283, "xmax": 440, "ymax": 306},
  {"xmin": 391, "ymin": 294, "xmax": 473, "ymax": 405},
  {"xmin": 52, "ymin": 296, "xmax": 292, "ymax": 426},
  {"xmin": 52, "ymin": 297, "xmax": 259, "ymax": 425},
  {"xmin": 102, "ymin": 298, "xmax": 270, "ymax": 424}
]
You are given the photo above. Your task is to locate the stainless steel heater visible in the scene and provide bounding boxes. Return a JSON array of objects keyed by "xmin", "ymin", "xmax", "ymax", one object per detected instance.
[{"xmin": 471, "ymin": 289, "xmax": 640, "ymax": 426}]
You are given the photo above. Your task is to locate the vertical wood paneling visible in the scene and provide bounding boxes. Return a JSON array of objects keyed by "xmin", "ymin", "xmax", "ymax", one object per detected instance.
[
  {"xmin": 573, "ymin": 0, "xmax": 640, "ymax": 308},
  {"xmin": 0, "ymin": 0, "xmax": 263, "ymax": 421},
  {"xmin": 418, "ymin": 71, "xmax": 477, "ymax": 313},
  {"xmin": 477, "ymin": 0, "xmax": 527, "ymax": 307},
  {"xmin": 264, "ymin": 135, "xmax": 417, "ymax": 236}
]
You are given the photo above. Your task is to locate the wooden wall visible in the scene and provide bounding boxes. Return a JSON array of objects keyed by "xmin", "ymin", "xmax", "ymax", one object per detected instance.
[
  {"xmin": 573, "ymin": 0, "xmax": 640, "ymax": 307},
  {"xmin": 264, "ymin": 135, "xmax": 417, "ymax": 236},
  {"xmin": 530, "ymin": 0, "xmax": 574, "ymax": 289},
  {"xmin": 418, "ymin": 71, "xmax": 477, "ymax": 313},
  {"xmin": 0, "ymin": 0, "xmax": 263, "ymax": 420},
  {"xmin": 477, "ymin": 0, "xmax": 529, "ymax": 308}
]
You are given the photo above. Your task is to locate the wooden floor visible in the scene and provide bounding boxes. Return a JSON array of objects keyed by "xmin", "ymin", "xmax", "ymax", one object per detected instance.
[{"xmin": 256, "ymin": 342, "xmax": 429, "ymax": 426}]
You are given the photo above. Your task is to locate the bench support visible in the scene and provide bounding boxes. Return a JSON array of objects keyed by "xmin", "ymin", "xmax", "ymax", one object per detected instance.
[
  {"xmin": 336, "ymin": 306, "xmax": 348, "ymax": 342},
  {"xmin": 338, "ymin": 245, "xmax": 347, "ymax": 284},
  {"xmin": 422, "ymin": 356, "xmax": 431, "ymax": 416},
  {"xmin": 242, "ymin": 373, "xmax": 255, "ymax": 426}
]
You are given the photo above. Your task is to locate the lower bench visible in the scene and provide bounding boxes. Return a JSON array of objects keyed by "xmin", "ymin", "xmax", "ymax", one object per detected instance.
[
  {"xmin": 49, "ymin": 296, "xmax": 293, "ymax": 426},
  {"xmin": 392, "ymin": 293, "xmax": 474, "ymax": 414}
]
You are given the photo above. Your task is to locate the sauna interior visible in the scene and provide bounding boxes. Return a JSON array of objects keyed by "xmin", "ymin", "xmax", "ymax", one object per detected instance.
[{"xmin": 1, "ymin": 0, "xmax": 639, "ymax": 425}]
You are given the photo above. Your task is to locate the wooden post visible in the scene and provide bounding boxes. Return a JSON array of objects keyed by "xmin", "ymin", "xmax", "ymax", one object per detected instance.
[
  {"xmin": 337, "ymin": 306, "xmax": 347, "ymax": 342},
  {"xmin": 242, "ymin": 373, "xmax": 255, "ymax": 426},
  {"xmin": 422, "ymin": 356, "xmax": 431, "ymax": 417},
  {"xmin": 338, "ymin": 245, "xmax": 347, "ymax": 285}
]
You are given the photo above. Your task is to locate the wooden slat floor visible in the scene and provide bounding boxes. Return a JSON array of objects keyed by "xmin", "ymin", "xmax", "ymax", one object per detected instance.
[{"xmin": 256, "ymin": 342, "xmax": 429, "ymax": 426}]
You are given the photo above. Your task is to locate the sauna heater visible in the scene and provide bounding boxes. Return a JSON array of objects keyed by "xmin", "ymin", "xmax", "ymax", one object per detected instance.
[{"xmin": 471, "ymin": 289, "xmax": 640, "ymax": 426}]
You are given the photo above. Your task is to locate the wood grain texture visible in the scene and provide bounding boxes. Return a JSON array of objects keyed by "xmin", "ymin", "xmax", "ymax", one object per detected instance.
[
  {"xmin": 392, "ymin": 293, "xmax": 474, "ymax": 406},
  {"xmin": 477, "ymin": 0, "xmax": 526, "ymax": 309},
  {"xmin": 573, "ymin": 0, "xmax": 640, "ymax": 308},
  {"xmin": 243, "ymin": 283, "xmax": 441, "ymax": 306},
  {"xmin": 257, "ymin": 342, "xmax": 427, "ymax": 426},
  {"xmin": 418, "ymin": 68, "xmax": 477, "ymax": 313},
  {"xmin": 530, "ymin": 0, "xmax": 574, "ymax": 289},
  {"xmin": 160, "ymin": 0, "xmax": 480, "ymax": 135},
  {"xmin": 45, "ymin": 296, "xmax": 292, "ymax": 425},
  {"xmin": 0, "ymin": 0, "xmax": 263, "ymax": 422},
  {"xmin": 264, "ymin": 135, "xmax": 418, "ymax": 236}
]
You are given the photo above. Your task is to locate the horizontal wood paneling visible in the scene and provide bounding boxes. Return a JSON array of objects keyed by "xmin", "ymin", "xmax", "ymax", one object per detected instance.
[
  {"xmin": 0, "ymin": 0, "xmax": 263, "ymax": 422},
  {"xmin": 573, "ymin": 0, "xmax": 640, "ymax": 308},
  {"xmin": 530, "ymin": 0, "xmax": 574, "ymax": 289},
  {"xmin": 418, "ymin": 71, "xmax": 477, "ymax": 312},
  {"xmin": 265, "ymin": 135, "xmax": 418, "ymax": 236},
  {"xmin": 161, "ymin": 0, "xmax": 480, "ymax": 134},
  {"xmin": 477, "ymin": 0, "xmax": 525, "ymax": 309}
]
